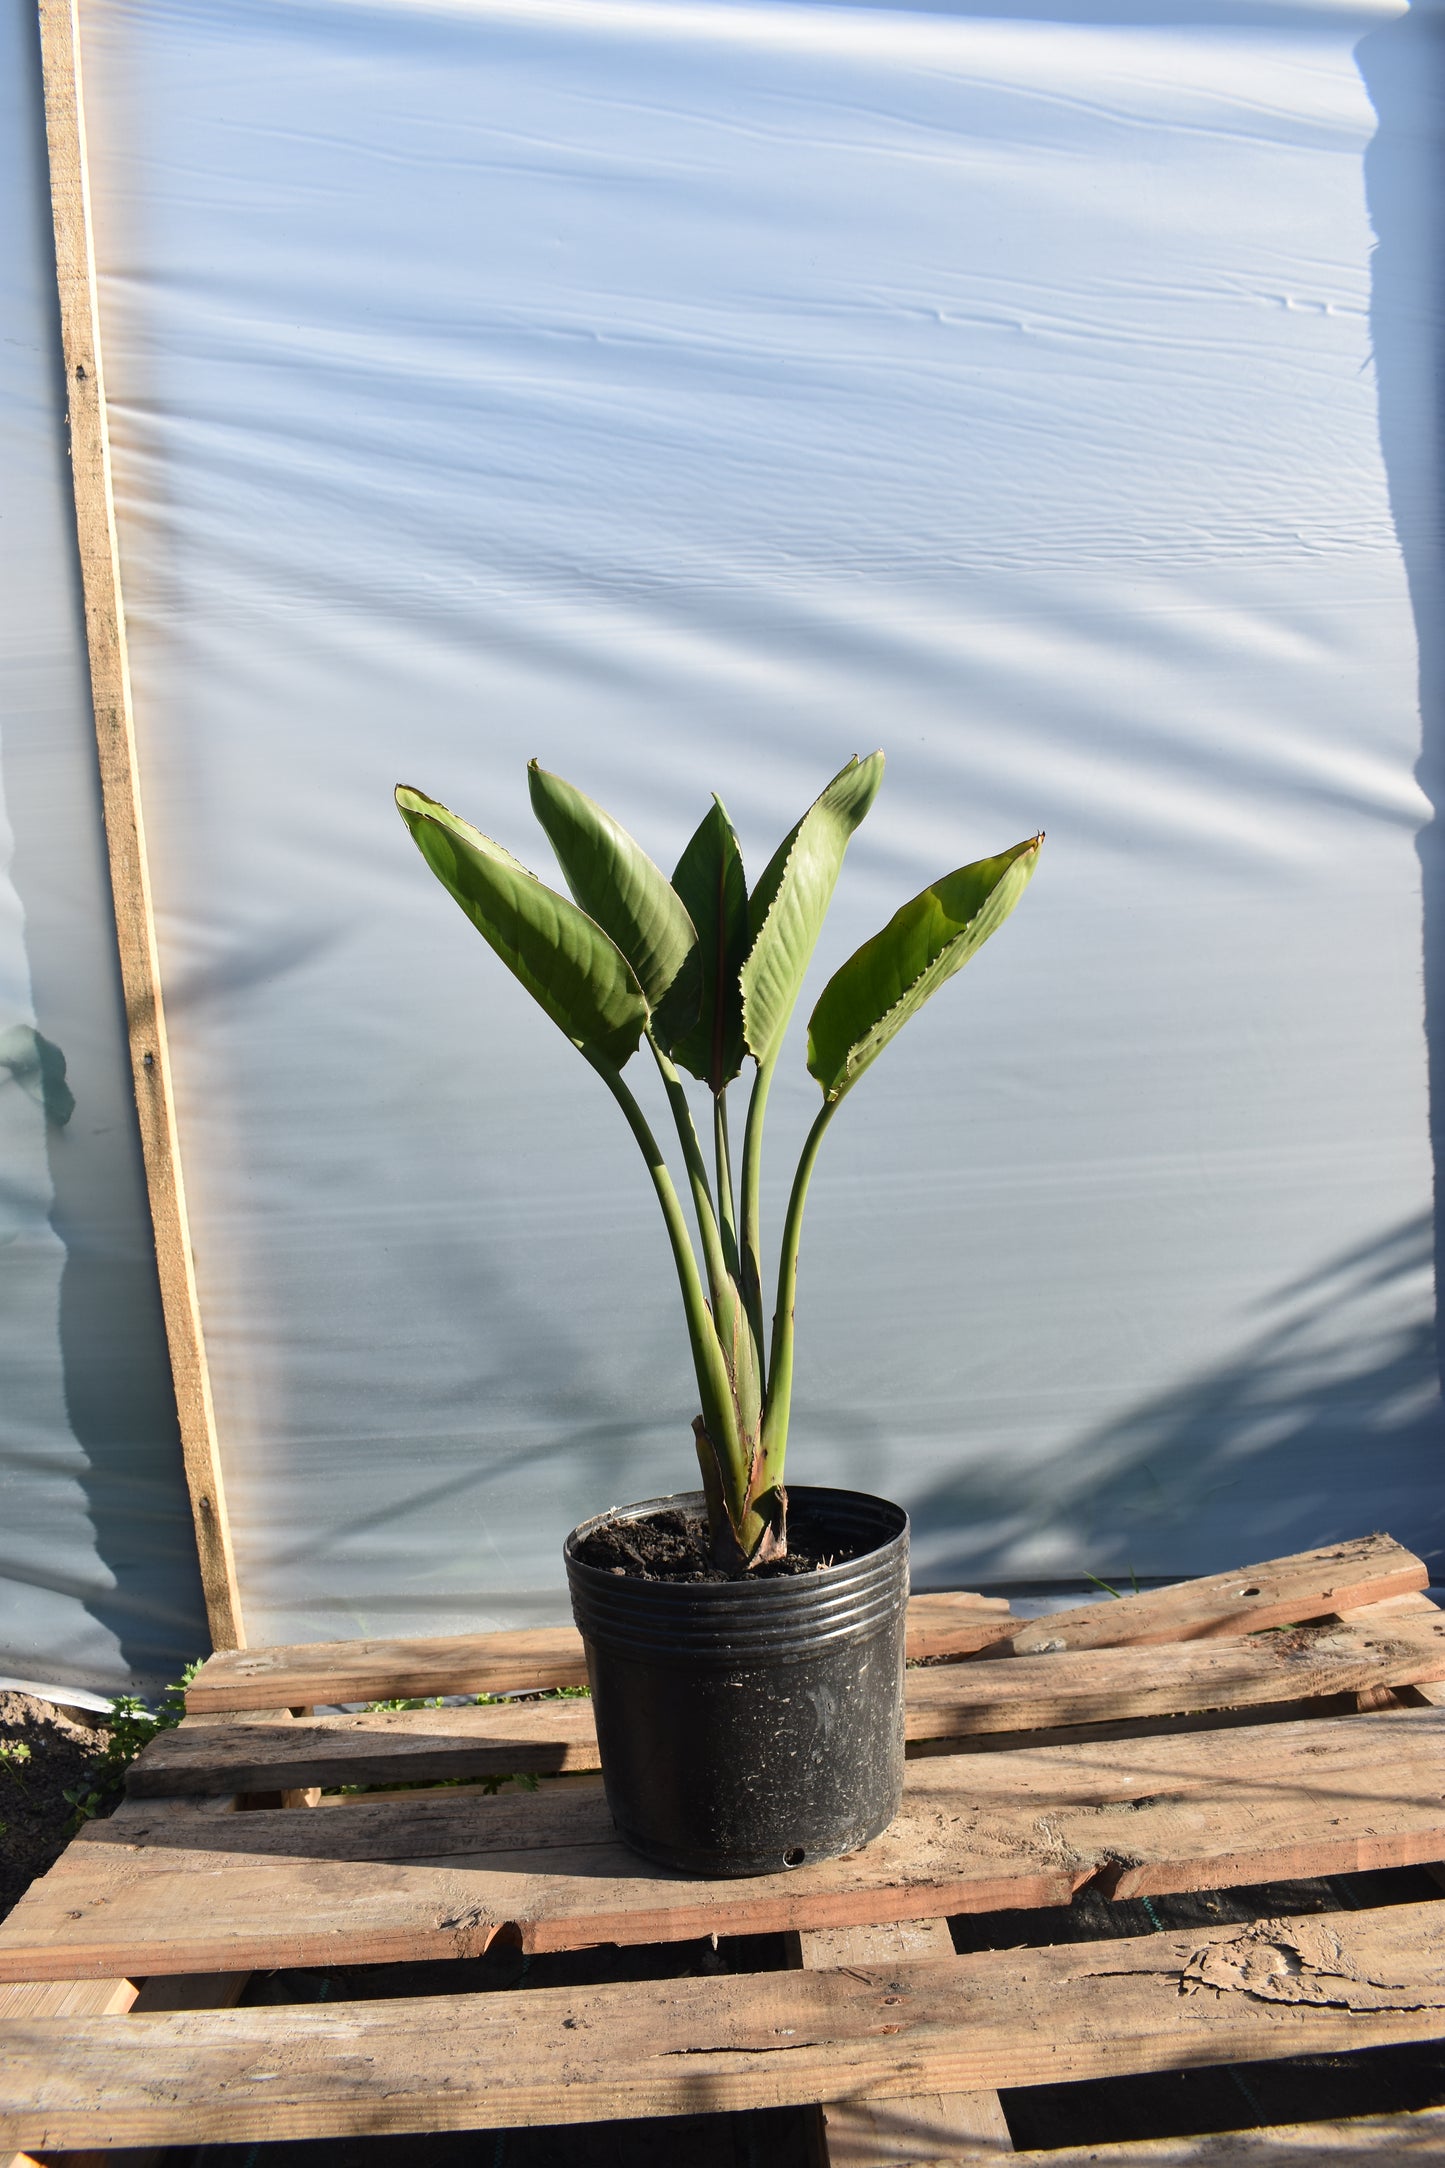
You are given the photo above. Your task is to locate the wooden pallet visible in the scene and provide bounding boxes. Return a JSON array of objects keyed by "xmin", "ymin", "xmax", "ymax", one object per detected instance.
[{"xmin": 2, "ymin": 1531, "xmax": 1445, "ymax": 2165}]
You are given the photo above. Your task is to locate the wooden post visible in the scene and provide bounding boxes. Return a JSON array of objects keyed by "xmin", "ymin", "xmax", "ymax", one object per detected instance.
[
  {"xmin": 792, "ymin": 1920, "xmax": 1014, "ymax": 2164},
  {"xmin": 35, "ymin": 0, "xmax": 245, "ymax": 1651}
]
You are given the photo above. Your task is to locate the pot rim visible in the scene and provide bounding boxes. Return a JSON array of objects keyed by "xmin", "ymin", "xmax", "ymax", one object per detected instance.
[
  {"xmin": 565, "ymin": 1484, "xmax": 909, "ymax": 1666},
  {"xmin": 566, "ymin": 1482, "xmax": 906, "ymax": 1571}
]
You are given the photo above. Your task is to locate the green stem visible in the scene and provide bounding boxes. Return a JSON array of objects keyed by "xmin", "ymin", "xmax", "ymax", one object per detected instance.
[
  {"xmin": 758, "ymin": 1096, "xmax": 840, "ymax": 1492},
  {"xmin": 583, "ymin": 1049, "xmax": 745, "ymax": 1500},
  {"xmin": 713, "ymin": 1090, "xmax": 740, "ymax": 1281},
  {"xmin": 648, "ymin": 1038, "xmax": 763, "ymax": 1498},
  {"xmin": 738, "ymin": 1056, "xmax": 773, "ymax": 1379},
  {"xmin": 647, "ymin": 1036, "xmax": 731, "ymax": 1310}
]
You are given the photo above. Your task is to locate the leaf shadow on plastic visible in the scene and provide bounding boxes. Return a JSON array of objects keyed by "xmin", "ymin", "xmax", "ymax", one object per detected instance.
[{"xmin": 0, "ymin": 1024, "xmax": 75, "ymax": 1127}]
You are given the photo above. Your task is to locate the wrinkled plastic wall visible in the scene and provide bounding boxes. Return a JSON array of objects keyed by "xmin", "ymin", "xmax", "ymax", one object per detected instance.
[
  {"xmin": 0, "ymin": 0, "xmax": 209, "ymax": 1699},
  {"xmin": 4, "ymin": 0, "xmax": 1442, "ymax": 1682}
]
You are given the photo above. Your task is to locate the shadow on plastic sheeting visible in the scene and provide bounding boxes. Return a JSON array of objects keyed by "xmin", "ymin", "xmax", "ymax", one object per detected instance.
[
  {"xmin": 234, "ymin": 1218, "xmax": 708, "ymax": 1638},
  {"xmin": 911, "ymin": 1213, "xmax": 1445, "ymax": 1589},
  {"xmin": 1357, "ymin": 3, "xmax": 1445, "ymax": 1361}
]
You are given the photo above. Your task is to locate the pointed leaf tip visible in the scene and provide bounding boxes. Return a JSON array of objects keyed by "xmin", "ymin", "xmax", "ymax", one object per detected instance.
[
  {"xmin": 807, "ymin": 832, "xmax": 1041, "ymax": 1102},
  {"xmin": 740, "ymin": 751, "xmax": 885, "ymax": 1068},
  {"xmin": 396, "ymin": 783, "xmax": 648, "ymax": 1068},
  {"xmin": 664, "ymin": 795, "xmax": 749, "ymax": 1090}
]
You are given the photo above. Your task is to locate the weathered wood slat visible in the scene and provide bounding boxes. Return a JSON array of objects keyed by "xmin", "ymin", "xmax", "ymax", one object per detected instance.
[
  {"xmin": 183, "ymin": 1592, "xmax": 1014, "ymax": 1712},
  {"xmin": 0, "ymin": 1974, "xmax": 254, "ymax": 2168},
  {"xmin": 137, "ymin": 1695, "xmax": 600, "ymax": 1795},
  {"xmin": 8, "ymin": 1706, "xmax": 1445, "ymax": 1980},
  {"xmin": 795, "ymin": 1918, "xmax": 1014, "ymax": 2164},
  {"xmin": 981, "ymin": 1535, "xmax": 1427, "ymax": 1657},
  {"xmin": 2, "ymin": 1900, "xmax": 1444, "ymax": 2149},
  {"xmin": 29, "ymin": 2115, "xmax": 1438, "ymax": 2168},
  {"xmin": 134, "ymin": 1612, "xmax": 1445, "ymax": 1797},
  {"xmin": 182, "ymin": 1535, "xmax": 1425, "ymax": 1712},
  {"xmin": 0, "ymin": 1982, "xmax": 136, "ymax": 2022},
  {"xmin": 0, "ymin": 1976, "xmax": 255, "ymax": 2168},
  {"xmin": 0, "ymin": 1993, "xmax": 134, "ymax": 2168}
]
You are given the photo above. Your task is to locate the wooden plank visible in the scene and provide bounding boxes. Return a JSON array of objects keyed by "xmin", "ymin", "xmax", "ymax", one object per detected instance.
[
  {"xmin": 135, "ymin": 1694, "xmax": 603, "ymax": 1794},
  {"xmin": 183, "ymin": 1535, "xmax": 1424, "ymax": 1712},
  {"xmin": 1338, "ymin": 1589, "xmax": 1442, "ymax": 1620},
  {"xmin": 979, "ymin": 1535, "xmax": 1427, "ymax": 1658},
  {"xmin": 0, "ymin": 1988, "xmax": 139, "ymax": 2168},
  {"xmin": 12, "ymin": 2116, "xmax": 1441, "ymax": 2168},
  {"xmin": 137, "ymin": 1612, "xmax": 1445, "ymax": 1797},
  {"xmin": 9, "ymin": 1704, "xmax": 1445, "ymax": 1979},
  {"xmin": 3, "ymin": 1899, "xmax": 1445, "ymax": 2148},
  {"xmin": 35, "ymin": 0, "xmax": 243, "ymax": 1649},
  {"xmin": 0, "ymin": 1982, "xmax": 136, "ymax": 2021},
  {"xmin": 185, "ymin": 1595, "xmax": 1015, "ymax": 1711},
  {"xmin": 795, "ymin": 1918, "xmax": 1013, "ymax": 2164},
  {"xmin": 0, "ymin": 1975, "xmax": 253, "ymax": 2168}
]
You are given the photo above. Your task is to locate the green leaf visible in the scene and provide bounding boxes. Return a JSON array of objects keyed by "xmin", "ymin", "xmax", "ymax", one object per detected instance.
[
  {"xmin": 806, "ymin": 833, "xmax": 1042, "ymax": 1102},
  {"xmin": 740, "ymin": 752, "xmax": 885, "ymax": 1068},
  {"xmin": 662, "ymin": 796, "xmax": 749, "ymax": 1090},
  {"xmin": 396, "ymin": 785, "xmax": 648, "ymax": 1068},
  {"xmin": 528, "ymin": 762, "xmax": 698, "ymax": 1023}
]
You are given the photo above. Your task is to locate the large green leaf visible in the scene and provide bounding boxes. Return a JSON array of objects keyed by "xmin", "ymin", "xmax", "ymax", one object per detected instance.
[
  {"xmin": 396, "ymin": 785, "xmax": 648, "ymax": 1068},
  {"xmin": 740, "ymin": 752, "xmax": 885, "ymax": 1067},
  {"xmin": 806, "ymin": 834, "xmax": 1042, "ymax": 1102},
  {"xmin": 528, "ymin": 762, "xmax": 698, "ymax": 1025},
  {"xmin": 662, "ymin": 796, "xmax": 749, "ymax": 1090}
]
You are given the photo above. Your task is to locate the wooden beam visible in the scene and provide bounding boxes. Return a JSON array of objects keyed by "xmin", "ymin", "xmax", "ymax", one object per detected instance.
[
  {"xmin": 183, "ymin": 1536, "xmax": 1425, "ymax": 1713},
  {"xmin": 794, "ymin": 1918, "xmax": 1014, "ymax": 2165},
  {"xmin": 183, "ymin": 1591, "xmax": 1015, "ymax": 1711},
  {"xmin": 0, "ymin": 1974, "xmax": 251, "ymax": 2168},
  {"xmin": 8, "ymin": 1704, "xmax": 1445, "ymax": 1979},
  {"xmin": 3, "ymin": 1900, "xmax": 1445, "ymax": 2149},
  {"xmin": 981, "ymin": 1534, "xmax": 1427, "ymax": 1657},
  {"xmin": 35, "ymin": 0, "xmax": 243, "ymax": 1649},
  {"xmin": 136, "ymin": 1609, "xmax": 1445, "ymax": 1797},
  {"xmin": 0, "ymin": 1982, "xmax": 139, "ymax": 2168}
]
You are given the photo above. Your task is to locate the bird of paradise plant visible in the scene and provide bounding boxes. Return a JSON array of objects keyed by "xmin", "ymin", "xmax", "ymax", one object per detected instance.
[{"xmin": 397, "ymin": 754, "xmax": 1039, "ymax": 1571}]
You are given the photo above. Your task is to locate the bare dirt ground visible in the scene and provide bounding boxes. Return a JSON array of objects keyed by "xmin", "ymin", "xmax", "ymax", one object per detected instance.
[{"xmin": 0, "ymin": 1688, "xmax": 112, "ymax": 1924}]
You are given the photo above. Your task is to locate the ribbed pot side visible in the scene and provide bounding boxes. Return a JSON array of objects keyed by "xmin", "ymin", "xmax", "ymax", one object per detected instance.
[{"xmin": 564, "ymin": 1486, "xmax": 909, "ymax": 1878}]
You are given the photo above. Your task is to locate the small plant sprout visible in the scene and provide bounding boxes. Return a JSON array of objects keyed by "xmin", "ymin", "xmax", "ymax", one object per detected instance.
[
  {"xmin": 0, "ymin": 1740, "xmax": 31, "ymax": 1791},
  {"xmin": 398, "ymin": 754, "xmax": 1040, "ymax": 1570}
]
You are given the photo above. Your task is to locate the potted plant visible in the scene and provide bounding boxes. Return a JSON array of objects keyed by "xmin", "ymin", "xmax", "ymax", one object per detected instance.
[{"xmin": 397, "ymin": 754, "xmax": 1040, "ymax": 1876}]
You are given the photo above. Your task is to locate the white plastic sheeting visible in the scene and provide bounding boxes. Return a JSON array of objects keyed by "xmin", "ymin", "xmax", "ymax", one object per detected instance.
[
  {"xmin": 4, "ymin": 0, "xmax": 1443, "ymax": 1676},
  {"xmin": 0, "ymin": 0, "xmax": 210, "ymax": 1697}
]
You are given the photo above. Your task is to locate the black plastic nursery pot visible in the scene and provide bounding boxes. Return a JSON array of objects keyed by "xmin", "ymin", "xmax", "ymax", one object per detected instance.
[{"xmin": 564, "ymin": 1485, "xmax": 909, "ymax": 1879}]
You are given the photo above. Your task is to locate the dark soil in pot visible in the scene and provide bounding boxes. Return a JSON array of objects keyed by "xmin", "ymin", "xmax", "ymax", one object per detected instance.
[
  {"xmin": 565, "ymin": 1485, "xmax": 908, "ymax": 1879},
  {"xmin": 571, "ymin": 1501, "xmax": 874, "ymax": 1583}
]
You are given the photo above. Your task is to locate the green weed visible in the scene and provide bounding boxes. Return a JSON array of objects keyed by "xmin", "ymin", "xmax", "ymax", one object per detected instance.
[{"xmin": 63, "ymin": 1662, "xmax": 202, "ymax": 1833}]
